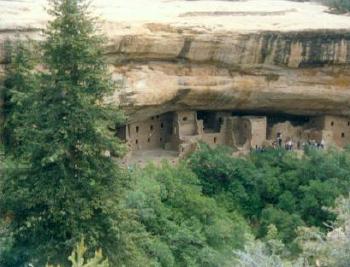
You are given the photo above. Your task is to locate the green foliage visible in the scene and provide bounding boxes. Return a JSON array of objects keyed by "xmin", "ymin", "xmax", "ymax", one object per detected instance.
[
  {"xmin": 322, "ymin": 0, "xmax": 350, "ymax": 13},
  {"xmin": 0, "ymin": 147, "xmax": 10, "ymax": 262},
  {"xmin": 233, "ymin": 195, "xmax": 350, "ymax": 267},
  {"xmin": 0, "ymin": 0, "xmax": 127, "ymax": 266},
  {"xmin": 0, "ymin": 143, "xmax": 4, "ymax": 176},
  {"xmin": 236, "ymin": 195, "xmax": 350, "ymax": 267},
  {"xmin": 2, "ymin": 40, "xmax": 39, "ymax": 156},
  {"xmin": 188, "ymin": 145, "xmax": 350, "ymax": 247},
  {"xmin": 296, "ymin": 195, "xmax": 350, "ymax": 267},
  {"xmin": 123, "ymin": 162, "xmax": 250, "ymax": 266}
]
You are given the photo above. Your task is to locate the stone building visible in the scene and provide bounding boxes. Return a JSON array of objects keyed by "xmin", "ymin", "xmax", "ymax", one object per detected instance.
[
  {"xmin": 117, "ymin": 111, "xmax": 350, "ymax": 160},
  {"xmin": 231, "ymin": 116, "xmax": 267, "ymax": 150},
  {"xmin": 117, "ymin": 113, "xmax": 173, "ymax": 152},
  {"xmin": 308, "ymin": 116, "xmax": 350, "ymax": 147}
]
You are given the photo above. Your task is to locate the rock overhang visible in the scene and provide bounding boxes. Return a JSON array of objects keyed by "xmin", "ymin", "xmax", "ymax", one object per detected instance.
[{"xmin": 1, "ymin": 0, "xmax": 350, "ymax": 121}]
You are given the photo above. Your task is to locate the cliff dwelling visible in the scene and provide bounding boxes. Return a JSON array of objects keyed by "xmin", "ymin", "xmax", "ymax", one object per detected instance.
[
  {"xmin": 1, "ymin": 0, "xmax": 350, "ymax": 162},
  {"xmin": 118, "ymin": 111, "xmax": 350, "ymax": 162}
]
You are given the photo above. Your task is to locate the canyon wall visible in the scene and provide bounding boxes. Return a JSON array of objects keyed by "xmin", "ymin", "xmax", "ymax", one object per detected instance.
[{"xmin": 1, "ymin": 0, "xmax": 350, "ymax": 122}]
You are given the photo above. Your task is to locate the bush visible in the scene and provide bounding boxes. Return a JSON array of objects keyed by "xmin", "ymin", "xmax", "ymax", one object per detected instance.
[
  {"xmin": 187, "ymin": 144, "xmax": 350, "ymax": 246},
  {"xmin": 234, "ymin": 195, "xmax": 350, "ymax": 267},
  {"xmin": 123, "ymin": 162, "xmax": 251, "ymax": 266},
  {"xmin": 296, "ymin": 195, "xmax": 350, "ymax": 267}
]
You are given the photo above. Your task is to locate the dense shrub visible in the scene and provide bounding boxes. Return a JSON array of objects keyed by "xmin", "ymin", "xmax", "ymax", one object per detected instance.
[
  {"xmin": 123, "ymin": 163, "xmax": 250, "ymax": 267},
  {"xmin": 187, "ymin": 145, "xmax": 350, "ymax": 245},
  {"xmin": 234, "ymin": 194, "xmax": 350, "ymax": 267},
  {"xmin": 297, "ymin": 195, "xmax": 350, "ymax": 266}
]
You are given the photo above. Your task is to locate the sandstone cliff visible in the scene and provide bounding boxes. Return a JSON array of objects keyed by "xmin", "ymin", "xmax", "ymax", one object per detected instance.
[{"xmin": 1, "ymin": 0, "xmax": 350, "ymax": 122}]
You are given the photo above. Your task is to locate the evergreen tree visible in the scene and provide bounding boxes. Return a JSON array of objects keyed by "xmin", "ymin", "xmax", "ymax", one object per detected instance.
[
  {"xmin": 2, "ymin": 40, "xmax": 38, "ymax": 156},
  {"xmin": 323, "ymin": 0, "xmax": 350, "ymax": 13},
  {"xmin": 0, "ymin": 0, "xmax": 126, "ymax": 266}
]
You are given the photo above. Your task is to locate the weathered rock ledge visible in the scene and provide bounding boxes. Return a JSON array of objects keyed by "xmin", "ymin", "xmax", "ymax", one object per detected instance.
[{"xmin": 1, "ymin": 0, "xmax": 350, "ymax": 121}]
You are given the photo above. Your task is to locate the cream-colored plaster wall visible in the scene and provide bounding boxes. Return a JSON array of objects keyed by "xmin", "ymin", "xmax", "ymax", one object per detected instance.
[
  {"xmin": 308, "ymin": 116, "xmax": 350, "ymax": 147},
  {"xmin": 246, "ymin": 116, "xmax": 267, "ymax": 148},
  {"xmin": 268, "ymin": 121, "xmax": 304, "ymax": 143},
  {"xmin": 126, "ymin": 113, "xmax": 173, "ymax": 151},
  {"xmin": 322, "ymin": 116, "xmax": 350, "ymax": 147}
]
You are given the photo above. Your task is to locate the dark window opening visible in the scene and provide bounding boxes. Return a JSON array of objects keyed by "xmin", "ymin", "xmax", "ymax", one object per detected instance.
[
  {"xmin": 135, "ymin": 139, "xmax": 138, "ymax": 144},
  {"xmin": 197, "ymin": 111, "xmax": 221, "ymax": 133},
  {"xmin": 265, "ymin": 114, "xmax": 311, "ymax": 135},
  {"xmin": 151, "ymin": 117, "xmax": 154, "ymax": 120},
  {"xmin": 156, "ymin": 115, "xmax": 160, "ymax": 119},
  {"xmin": 148, "ymin": 138, "xmax": 151, "ymax": 143},
  {"xmin": 161, "ymin": 122, "xmax": 164, "ymax": 128},
  {"xmin": 183, "ymin": 117, "xmax": 188, "ymax": 121},
  {"xmin": 214, "ymin": 137, "xmax": 217, "ymax": 144},
  {"xmin": 348, "ymin": 121, "xmax": 350, "ymax": 126},
  {"xmin": 136, "ymin": 126, "xmax": 139, "ymax": 133},
  {"xmin": 160, "ymin": 137, "xmax": 163, "ymax": 142},
  {"xmin": 331, "ymin": 121, "xmax": 334, "ymax": 127},
  {"xmin": 150, "ymin": 125, "xmax": 154, "ymax": 131},
  {"xmin": 342, "ymin": 132, "xmax": 345, "ymax": 138},
  {"xmin": 116, "ymin": 126, "xmax": 127, "ymax": 140}
]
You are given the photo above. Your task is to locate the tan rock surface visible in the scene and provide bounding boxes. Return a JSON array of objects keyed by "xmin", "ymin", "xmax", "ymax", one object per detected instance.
[{"xmin": 1, "ymin": 0, "xmax": 350, "ymax": 121}]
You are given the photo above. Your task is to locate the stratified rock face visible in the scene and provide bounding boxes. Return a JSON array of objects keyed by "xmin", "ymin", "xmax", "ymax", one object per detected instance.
[{"xmin": 1, "ymin": 0, "xmax": 350, "ymax": 121}]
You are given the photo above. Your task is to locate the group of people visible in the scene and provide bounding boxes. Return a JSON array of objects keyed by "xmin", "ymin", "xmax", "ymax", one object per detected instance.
[
  {"xmin": 273, "ymin": 132, "xmax": 326, "ymax": 151},
  {"xmin": 252, "ymin": 133, "xmax": 326, "ymax": 153},
  {"xmin": 304, "ymin": 139, "xmax": 326, "ymax": 149}
]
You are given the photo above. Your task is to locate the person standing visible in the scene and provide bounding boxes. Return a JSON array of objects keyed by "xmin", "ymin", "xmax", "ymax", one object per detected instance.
[
  {"xmin": 277, "ymin": 132, "xmax": 282, "ymax": 147},
  {"xmin": 320, "ymin": 139, "xmax": 325, "ymax": 149}
]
